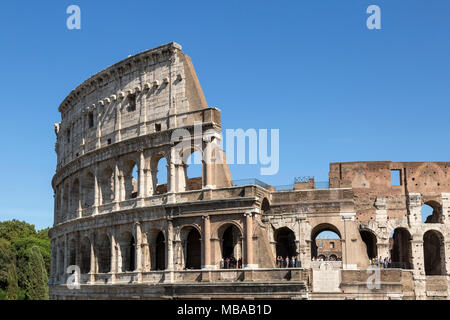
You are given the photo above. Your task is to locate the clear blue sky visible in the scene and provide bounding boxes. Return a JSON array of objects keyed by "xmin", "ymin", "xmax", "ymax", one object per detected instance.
[{"xmin": 0, "ymin": 0, "xmax": 449, "ymax": 230}]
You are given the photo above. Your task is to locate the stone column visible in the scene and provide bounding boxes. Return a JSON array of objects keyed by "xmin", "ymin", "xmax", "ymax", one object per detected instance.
[
  {"xmin": 89, "ymin": 233, "xmax": 96, "ymax": 284},
  {"xmin": 114, "ymin": 161, "xmax": 121, "ymax": 210},
  {"xmin": 78, "ymin": 179, "xmax": 83, "ymax": 218},
  {"xmin": 93, "ymin": 166, "xmax": 99, "ymax": 215},
  {"xmin": 110, "ymin": 231, "xmax": 117, "ymax": 284},
  {"xmin": 63, "ymin": 234, "xmax": 68, "ymax": 282},
  {"xmin": 296, "ymin": 215, "xmax": 310, "ymax": 268},
  {"xmin": 244, "ymin": 212, "xmax": 256, "ymax": 268},
  {"xmin": 138, "ymin": 150, "xmax": 145, "ymax": 198},
  {"xmin": 59, "ymin": 185, "xmax": 65, "ymax": 223},
  {"xmin": 202, "ymin": 215, "xmax": 212, "ymax": 269},
  {"xmin": 411, "ymin": 237, "xmax": 426, "ymax": 300},
  {"xmin": 408, "ymin": 193, "xmax": 422, "ymax": 226},
  {"xmin": 168, "ymin": 148, "xmax": 176, "ymax": 194},
  {"xmin": 441, "ymin": 193, "xmax": 450, "ymax": 224},
  {"xmin": 135, "ymin": 222, "xmax": 143, "ymax": 283},
  {"xmin": 165, "ymin": 218, "xmax": 175, "ymax": 283}
]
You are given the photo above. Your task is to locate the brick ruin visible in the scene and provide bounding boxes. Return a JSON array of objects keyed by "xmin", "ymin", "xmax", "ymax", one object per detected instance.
[{"xmin": 49, "ymin": 43, "xmax": 450, "ymax": 300}]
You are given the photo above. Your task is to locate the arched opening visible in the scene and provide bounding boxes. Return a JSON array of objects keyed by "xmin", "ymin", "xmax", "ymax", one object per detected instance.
[
  {"xmin": 120, "ymin": 232, "xmax": 136, "ymax": 272},
  {"xmin": 68, "ymin": 239, "xmax": 76, "ymax": 267},
  {"xmin": 100, "ymin": 167, "xmax": 114, "ymax": 204},
  {"xmin": 360, "ymin": 229, "xmax": 378, "ymax": 260},
  {"xmin": 58, "ymin": 245, "xmax": 65, "ymax": 278},
  {"xmin": 82, "ymin": 172, "xmax": 95, "ymax": 208},
  {"xmin": 154, "ymin": 156, "xmax": 168, "ymax": 195},
  {"xmin": 275, "ymin": 227, "xmax": 297, "ymax": 260},
  {"xmin": 97, "ymin": 234, "xmax": 111, "ymax": 273},
  {"xmin": 155, "ymin": 231, "xmax": 165, "ymax": 270},
  {"xmin": 219, "ymin": 224, "xmax": 242, "ymax": 268},
  {"xmin": 311, "ymin": 224, "xmax": 341, "ymax": 261},
  {"xmin": 184, "ymin": 228, "xmax": 202, "ymax": 269},
  {"xmin": 261, "ymin": 198, "xmax": 270, "ymax": 213},
  {"xmin": 184, "ymin": 150, "xmax": 203, "ymax": 191},
  {"xmin": 80, "ymin": 237, "xmax": 91, "ymax": 274},
  {"xmin": 62, "ymin": 183, "xmax": 69, "ymax": 218},
  {"xmin": 71, "ymin": 179, "xmax": 80, "ymax": 214},
  {"xmin": 123, "ymin": 160, "xmax": 138, "ymax": 200},
  {"xmin": 421, "ymin": 201, "xmax": 443, "ymax": 223},
  {"xmin": 389, "ymin": 228, "xmax": 413, "ymax": 269},
  {"xmin": 329, "ymin": 254, "xmax": 337, "ymax": 261},
  {"xmin": 423, "ymin": 230, "xmax": 445, "ymax": 275}
]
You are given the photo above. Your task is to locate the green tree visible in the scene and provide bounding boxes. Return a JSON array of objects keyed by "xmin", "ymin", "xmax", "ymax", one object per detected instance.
[
  {"xmin": 0, "ymin": 238, "xmax": 12, "ymax": 290},
  {"xmin": 6, "ymin": 262, "xmax": 18, "ymax": 300},
  {"xmin": 0, "ymin": 220, "xmax": 37, "ymax": 242},
  {"xmin": 24, "ymin": 246, "xmax": 49, "ymax": 300}
]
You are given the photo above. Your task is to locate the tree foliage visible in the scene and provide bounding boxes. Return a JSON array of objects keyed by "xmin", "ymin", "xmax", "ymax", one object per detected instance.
[
  {"xmin": 24, "ymin": 246, "xmax": 49, "ymax": 300},
  {"xmin": 0, "ymin": 220, "xmax": 50, "ymax": 300}
]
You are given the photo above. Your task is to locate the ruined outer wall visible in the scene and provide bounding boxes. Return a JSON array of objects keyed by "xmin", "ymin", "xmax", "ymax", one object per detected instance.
[{"xmin": 329, "ymin": 161, "xmax": 450, "ymax": 223}]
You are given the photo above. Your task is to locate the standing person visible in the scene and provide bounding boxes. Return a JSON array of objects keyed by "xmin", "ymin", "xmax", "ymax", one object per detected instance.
[
  {"xmin": 225, "ymin": 257, "xmax": 229, "ymax": 269},
  {"xmin": 276, "ymin": 256, "xmax": 281, "ymax": 268},
  {"xmin": 238, "ymin": 257, "xmax": 242, "ymax": 268},
  {"xmin": 285, "ymin": 256, "xmax": 289, "ymax": 268},
  {"xmin": 220, "ymin": 258, "xmax": 224, "ymax": 269},
  {"xmin": 291, "ymin": 256, "xmax": 296, "ymax": 268}
]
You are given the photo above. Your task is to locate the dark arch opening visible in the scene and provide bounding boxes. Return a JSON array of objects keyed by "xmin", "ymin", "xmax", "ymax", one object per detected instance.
[
  {"xmin": 360, "ymin": 230, "xmax": 378, "ymax": 260},
  {"xmin": 423, "ymin": 230, "xmax": 445, "ymax": 275},
  {"xmin": 155, "ymin": 231, "xmax": 165, "ymax": 270},
  {"xmin": 80, "ymin": 237, "xmax": 91, "ymax": 274},
  {"xmin": 185, "ymin": 228, "xmax": 201, "ymax": 269},
  {"xmin": 275, "ymin": 227, "xmax": 297, "ymax": 259},
  {"xmin": 389, "ymin": 228, "xmax": 412, "ymax": 269},
  {"xmin": 261, "ymin": 198, "xmax": 270, "ymax": 213},
  {"xmin": 121, "ymin": 233, "xmax": 136, "ymax": 272},
  {"xmin": 97, "ymin": 234, "xmax": 111, "ymax": 273}
]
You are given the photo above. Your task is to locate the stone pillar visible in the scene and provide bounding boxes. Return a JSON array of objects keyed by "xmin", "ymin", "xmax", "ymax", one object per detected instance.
[
  {"xmin": 244, "ymin": 212, "xmax": 257, "ymax": 269},
  {"xmin": 78, "ymin": 179, "xmax": 82, "ymax": 218},
  {"xmin": 165, "ymin": 218, "xmax": 174, "ymax": 283},
  {"xmin": 114, "ymin": 161, "xmax": 121, "ymax": 210},
  {"xmin": 445, "ymin": 241, "xmax": 450, "ymax": 275},
  {"xmin": 296, "ymin": 215, "xmax": 310, "ymax": 268},
  {"xmin": 110, "ymin": 231, "xmax": 117, "ymax": 284},
  {"xmin": 408, "ymin": 193, "xmax": 422, "ymax": 226},
  {"xmin": 63, "ymin": 234, "xmax": 68, "ymax": 282},
  {"xmin": 93, "ymin": 166, "xmax": 99, "ymax": 215},
  {"xmin": 168, "ymin": 148, "xmax": 176, "ymax": 194},
  {"xmin": 202, "ymin": 215, "xmax": 212, "ymax": 269},
  {"xmin": 60, "ymin": 185, "xmax": 65, "ymax": 223},
  {"xmin": 89, "ymin": 233, "xmax": 96, "ymax": 284},
  {"xmin": 411, "ymin": 237, "xmax": 426, "ymax": 300},
  {"xmin": 138, "ymin": 150, "xmax": 145, "ymax": 198},
  {"xmin": 135, "ymin": 222, "xmax": 143, "ymax": 283}
]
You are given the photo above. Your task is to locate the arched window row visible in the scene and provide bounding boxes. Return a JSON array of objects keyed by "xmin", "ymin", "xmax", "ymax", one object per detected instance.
[{"xmin": 54, "ymin": 149, "xmax": 206, "ymax": 223}]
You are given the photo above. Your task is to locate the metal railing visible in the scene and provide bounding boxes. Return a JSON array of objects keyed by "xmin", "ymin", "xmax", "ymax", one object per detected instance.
[{"xmin": 232, "ymin": 178, "xmax": 270, "ymax": 189}]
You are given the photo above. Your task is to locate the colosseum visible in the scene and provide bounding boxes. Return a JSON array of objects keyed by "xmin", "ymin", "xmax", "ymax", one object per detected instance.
[{"xmin": 49, "ymin": 42, "xmax": 450, "ymax": 300}]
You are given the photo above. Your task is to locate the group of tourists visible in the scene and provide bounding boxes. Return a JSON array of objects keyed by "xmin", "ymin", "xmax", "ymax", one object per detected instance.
[
  {"xmin": 370, "ymin": 257, "xmax": 393, "ymax": 268},
  {"xmin": 311, "ymin": 256, "xmax": 342, "ymax": 262},
  {"xmin": 276, "ymin": 256, "xmax": 299, "ymax": 268},
  {"xmin": 220, "ymin": 257, "xmax": 242, "ymax": 269}
]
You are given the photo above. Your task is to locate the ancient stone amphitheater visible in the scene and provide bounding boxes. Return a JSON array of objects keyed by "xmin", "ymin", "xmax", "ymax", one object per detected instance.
[{"xmin": 50, "ymin": 42, "xmax": 450, "ymax": 300}]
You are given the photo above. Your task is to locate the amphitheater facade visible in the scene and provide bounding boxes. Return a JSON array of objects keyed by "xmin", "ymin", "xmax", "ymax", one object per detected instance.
[{"xmin": 50, "ymin": 42, "xmax": 450, "ymax": 299}]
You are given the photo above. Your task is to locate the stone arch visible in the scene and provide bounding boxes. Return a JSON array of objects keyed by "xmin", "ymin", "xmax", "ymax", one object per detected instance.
[
  {"xmin": 68, "ymin": 238, "xmax": 76, "ymax": 267},
  {"xmin": 80, "ymin": 237, "xmax": 91, "ymax": 274},
  {"xmin": 274, "ymin": 227, "xmax": 297, "ymax": 259},
  {"xmin": 151, "ymin": 153, "xmax": 169, "ymax": 195},
  {"xmin": 310, "ymin": 223, "xmax": 342, "ymax": 260},
  {"xmin": 155, "ymin": 231, "xmax": 166, "ymax": 270},
  {"xmin": 359, "ymin": 228, "xmax": 378, "ymax": 260},
  {"xmin": 181, "ymin": 226, "xmax": 202, "ymax": 269},
  {"xmin": 183, "ymin": 149, "xmax": 204, "ymax": 192},
  {"xmin": 57, "ymin": 242, "xmax": 65, "ymax": 278},
  {"xmin": 96, "ymin": 233, "xmax": 111, "ymax": 273},
  {"xmin": 421, "ymin": 200, "xmax": 443, "ymax": 224},
  {"xmin": 261, "ymin": 197, "xmax": 270, "ymax": 213},
  {"xmin": 62, "ymin": 182, "xmax": 69, "ymax": 218},
  {"xmin": 82, "ymin": 171, "xmax": 95, "ymax": 208},
  {"xmin": 100, "ymin": 166, "xmax": 114, "ymax": 204},
  {"xmin": 217, "ymin": 223, "xmax": 243, "ymax": 265},
  {"xmin": 119, "ymin": 231, "xmax": 136, "ymax": 272},
  {"xmin": 123, "ymin": 159, "xmax": 138, "ymax": 200},
  {"xmin": 423, "ymin": 229, "xmax": 446, "ymax": 275},
  {"xmin": 390, "ymin": 228, "xmax": 413, "ymax": 269},
  {"xmin": 70, "ymin": 178, "xmax": 80, "ymax": 214}
]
